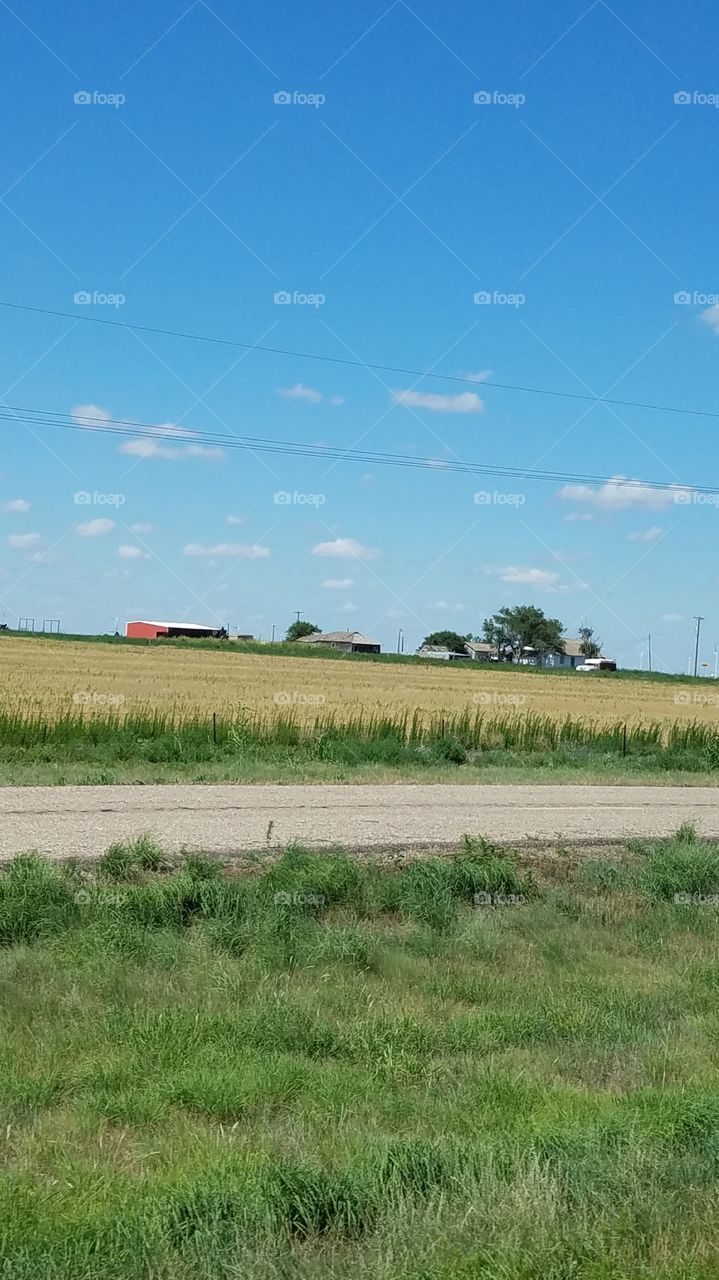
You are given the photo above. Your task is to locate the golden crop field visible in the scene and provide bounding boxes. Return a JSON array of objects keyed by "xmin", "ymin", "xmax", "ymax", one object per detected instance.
[{"xmin": 0, "ymin": 635, "xmax": 713, "ymax": 728}]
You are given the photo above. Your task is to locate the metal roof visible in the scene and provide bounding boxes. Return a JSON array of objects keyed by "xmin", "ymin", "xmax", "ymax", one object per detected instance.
[
  {"xmin": 303, "ymin": 630, "xmax": 379, "ymax": 645},
  {"xmin": 128, "ymin": 620, "xmax": 220, "ymax": 631}
]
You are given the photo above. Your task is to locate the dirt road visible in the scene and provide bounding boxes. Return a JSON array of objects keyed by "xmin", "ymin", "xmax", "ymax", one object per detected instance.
[{"xmin": 0, "ymin": 783, "xmax": 716, "ymax": 858}]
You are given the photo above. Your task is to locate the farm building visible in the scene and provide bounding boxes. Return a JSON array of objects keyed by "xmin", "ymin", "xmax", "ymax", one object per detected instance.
[
  {"xmin": 126, "ymin": 620, "xmax": 227, "ymax": 640},
  {"xmin": 529, "ymin": 639, "xmax": 588, "ymax": 669},
  {"xmin": 417, "ymin": 644, "xmax": 472, "ymax": 661},
  {"xmin": 424, "ymin": 639, "xmax": 595, "ymax": 667},
  {"xmin": 302, "ymin": 630, "xmax": 381, "ymax": 655},
  {"xmin": 465, "ymin": 642, "xmax": 497, "ymax": 661}
]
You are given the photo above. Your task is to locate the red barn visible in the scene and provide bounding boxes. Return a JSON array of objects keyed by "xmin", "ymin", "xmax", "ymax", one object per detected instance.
[{"xmin": 125, "ymin": 620, "xmax": 226, "ymax": 640}]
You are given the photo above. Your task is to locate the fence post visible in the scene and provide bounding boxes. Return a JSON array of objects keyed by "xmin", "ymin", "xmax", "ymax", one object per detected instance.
[
  {"xmin": 622, "ymin": 723, "xmax": 627, "ymax": 757},
  {"xmin": 212, "ymin": 712, "xmax": 217, "ymax": 744}
]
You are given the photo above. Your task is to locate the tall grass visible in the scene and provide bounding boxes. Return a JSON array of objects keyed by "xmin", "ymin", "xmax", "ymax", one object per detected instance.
[
  {"xmin": 2, "ymin": 832, "xmax": 719, "ymax": 1276},
  {"xmin": 0, "ymin": 703, "xmax": 716, "ymax": 771}
]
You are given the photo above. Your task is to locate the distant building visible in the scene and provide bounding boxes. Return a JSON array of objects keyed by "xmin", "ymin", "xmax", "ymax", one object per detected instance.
[
  {"xmin": 531, "ymin": 639, "xmax": 588, "ymax": 669},
  {"xmin": 424, "ymin": 638, "xmax": 592, "ymax": 668},
  {"xmin": 126, "ymin": 620, "xmax": 227, "ymax": 640},
  {"xmin": 418, "ymin": 644, "xmax": 472, "ymax": 661},
  {"xmin": 302, "ymin": 630, "xmax": 381, "ymax": 654},
  {"xmin": 464, "ymin": 641, "xmax": 498, "ymax": 661}
]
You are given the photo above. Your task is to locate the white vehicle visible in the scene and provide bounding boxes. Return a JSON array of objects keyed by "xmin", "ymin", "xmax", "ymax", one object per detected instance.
[{"xmin": 576, "ymin": 658, "xmax": 617, "ymax": 673}]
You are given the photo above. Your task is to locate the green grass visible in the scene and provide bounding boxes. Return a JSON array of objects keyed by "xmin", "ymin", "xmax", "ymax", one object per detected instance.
[
  {"xmin": 0, "ymin": 704, "xmax": 719, "ymax": 786},
  {"xmin": 2, "ymin": 830, "xmax": 719, "ymax": 1276}
]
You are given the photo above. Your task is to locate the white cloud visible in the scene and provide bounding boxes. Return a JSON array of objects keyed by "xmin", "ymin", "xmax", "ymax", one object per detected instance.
[
  {"xmin": 312, "ymin": 537, "xmax": 381, "ymax": 561},
  {"xmin": 72, "ymin": 403, "xmax": 111, "ymax": 430},
  {"xmin": 564, "ymin": 511, "xmax": 594, "ymax": 523},
  {"xmin": 8, "ymin": 532, "xmax": 41, "ymax": 548},
  {"xmin": 117, "ymin": 545, "xmax": 149, "ymax": 560},
  {"xmin": 487, "ymin": 564, "xmax": 586, "ymax": 594},
  {"xmin": 329, "ymin": 395, "xmax": 345, "ymax": 406},
  {"xmin": 392, "ymin": 389, "xmax": 484, "ymax": 414},
  {"xmin": 463, "ymin": 370, "xmax": 493, "ymax": 383},
  {"xmin": 119, "ymin": 440, "xmax": 223, "ymax": 461},
  {"xmin": 322, "ymin": 578, "xmax": 353, "ymax": 589},
  {"xmin": 558, "ymin": 477, "xmax": 688, "ymax": 511},
  {"xmin": 661, "ymin": 612, "xmax": 683, "ymax": 623},
  {"xmin": 130, "ymin": 522, "xmax": 154, "ymax": 534},
  {"xmin": 627, "ymin": 526, "xmax": 663, "ymax": 543},
  {"xmin": 278, "ymin": 384, "xmax": 323, "ymax": 403},
  {"xmin": 432, "ymin": 600, "xmax": 465, "ymax": 613},
  {"xmin": 700, "ymin": 305, "xmax": 719, "ymax": 334},
  {"xmin": 183, "ymin": 543, "xmax": 270, "ymax": 558},
  {"xmin": 498, "ymin": 566, "xmax": 560, "ymax": 589},
  {"xmin": 75, "ymin": 518, "xmax": 114, "ymax": 537},
  {"xmin": 226, "ymin": 515, "xmax": 247, "ymax": 526},
  {"xmin": 340, "ymin": 601, "xmax": 360, "ymax": 613},
  {"xmin": 0, "ymin": 499, "xmax": 30, "ymax": 512}
]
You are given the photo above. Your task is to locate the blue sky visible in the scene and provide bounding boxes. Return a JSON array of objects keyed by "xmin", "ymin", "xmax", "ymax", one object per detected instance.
[{"xmin": 1, "ymin": 0, "xmax": 718, "ymax": 671}]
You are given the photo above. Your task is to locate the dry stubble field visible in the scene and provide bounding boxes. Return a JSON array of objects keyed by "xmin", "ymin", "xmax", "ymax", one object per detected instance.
[{"xmin": 0, "ymin": 636, "xmax": 711, "ymax": 729}]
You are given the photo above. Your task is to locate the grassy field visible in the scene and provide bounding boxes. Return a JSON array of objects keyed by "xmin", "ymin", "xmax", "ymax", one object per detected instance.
[
  {"xmin": 1, "ymin": 633, "xmax": 718, "ymax": 783},
  {"xmin": 2, "ymin": 829, "xmax": 719, "ymax": 1277},
  {"xmin": 1, "ymin": 633, "xmax": 716, "ymax": 727}
]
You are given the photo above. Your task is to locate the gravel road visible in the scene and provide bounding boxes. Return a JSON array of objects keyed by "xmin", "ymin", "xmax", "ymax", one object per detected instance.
[{"xmin": 0, "ymin": 783, "xmax": 717, "ymax": 859}]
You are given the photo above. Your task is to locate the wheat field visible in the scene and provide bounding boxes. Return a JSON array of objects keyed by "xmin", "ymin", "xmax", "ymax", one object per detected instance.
[{"xmin": 0, "ymin": 635, "xmax": 713, "ymax": 728}]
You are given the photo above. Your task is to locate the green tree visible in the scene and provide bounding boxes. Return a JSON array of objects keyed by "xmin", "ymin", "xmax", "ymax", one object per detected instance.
[
  {"xmin": 481, "ymin": 606, "xmax": 564, "ymax": 663},
  {"xmin": 578, "ymin": 624, "xmax": 601, "ymax": 658},
  {"xmin": 286, "ymin": 621, "xmax": 321, "ymax": 642},
  {"xmin": 420, "ymin": 630, "xmax": 471, "ymax": 653}
]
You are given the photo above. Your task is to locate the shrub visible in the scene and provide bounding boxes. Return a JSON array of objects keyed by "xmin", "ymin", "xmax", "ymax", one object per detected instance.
[{"xmin": 0, "ymin": 856, "xmax": 78, "ymax": 946}]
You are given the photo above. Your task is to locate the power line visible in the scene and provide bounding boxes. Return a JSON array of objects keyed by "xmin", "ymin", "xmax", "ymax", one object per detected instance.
[
  {"xmin": 1, "ymin": 402, "xmax": 715, "ymax": 494},
  {"xmin": 2, "ymin": 298, "xmax": 718, "ymax": 422}
]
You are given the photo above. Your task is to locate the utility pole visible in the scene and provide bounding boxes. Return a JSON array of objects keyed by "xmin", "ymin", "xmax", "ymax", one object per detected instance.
[
  {"xmin": 693, "ymin": 616, "xmax": 704, "ymax": 678},
  {"xmin": 647, "ymin": 633, "xmax": 652, "ymax": 673},
  {"xmin": 396, "ymin": 627, "xmax": 404, "ymax": 654},
  {"xmin": 295, "ymin": 611, "xmax": 302, "ymax": 623},
  {"xmin": 271, "ymin": 623, "xmax": 276, "ymax": 643}
]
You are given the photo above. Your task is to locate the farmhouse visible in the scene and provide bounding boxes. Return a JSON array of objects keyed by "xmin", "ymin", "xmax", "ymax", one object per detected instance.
[
  {"xmin": 527, "ymin": 639, "xmax": 588, "ymax": 670},
  {"xmin": 126, "ymin": 620, "xmax": 227, "ymax": 640},
  {"xmin": 454, "ymin": 639, "xmax": 594, "ymax": 667},
  {"xmin": 302, "ymin": 630, "xmax": 381, "ymax": 654},
  {"xmin": 465, "ymin": 642, "xmax": 497, "ymax": 661}
]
